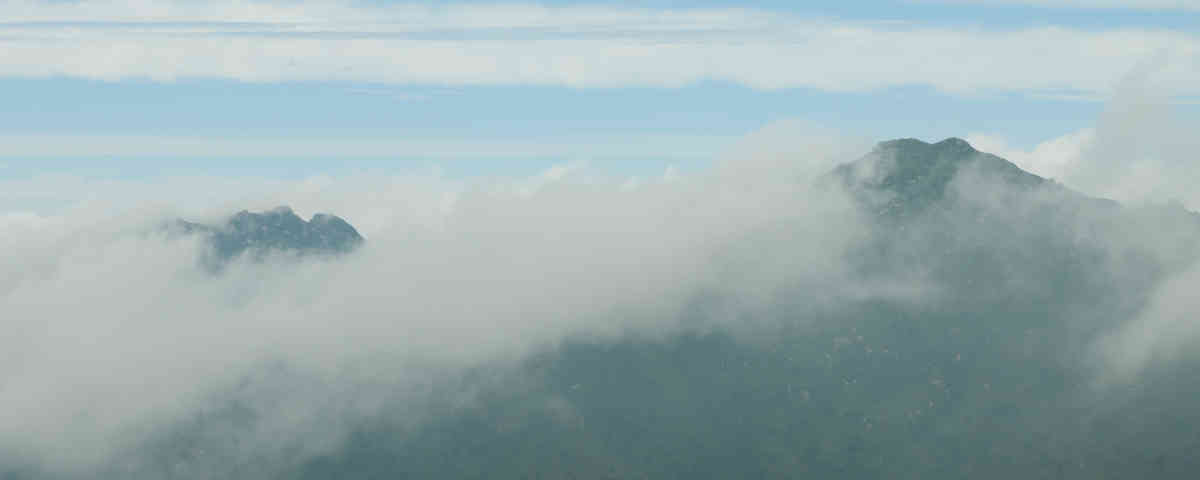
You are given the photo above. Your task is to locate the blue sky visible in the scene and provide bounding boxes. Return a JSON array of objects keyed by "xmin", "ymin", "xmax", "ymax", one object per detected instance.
[{"xmin": 1, "ymin": 0, "xmax": 1199, "ymax": 183}]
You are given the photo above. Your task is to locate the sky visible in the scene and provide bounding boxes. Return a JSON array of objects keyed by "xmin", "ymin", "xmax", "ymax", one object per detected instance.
[{"xmin": 1, "ymin": 0, "xmax": 1199, "ymax": 196}]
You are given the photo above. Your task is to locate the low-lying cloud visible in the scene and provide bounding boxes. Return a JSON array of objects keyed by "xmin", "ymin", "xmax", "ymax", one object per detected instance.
[
  {"xmin": 967, "ymin": 67, "xmax": 1200, "ymax": 388},
  {"xmin": 0, "ymin": 126, "xmax": 909, "ymax": 475},
  {"xmin": 5, "ymin": 101, "xmax": 1200, "ymax": 475}
]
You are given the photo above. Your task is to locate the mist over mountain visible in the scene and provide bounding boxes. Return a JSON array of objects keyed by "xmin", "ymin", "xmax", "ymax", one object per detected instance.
[
  {"xmin": 836, "ymin": 137, "xmax": 1049, "ymax": 218},
  {"xmin": 334, "ymin": 139, "xmax": 1198, "ymax": 479},
  {"xmin": 5, "ymin": 138, "xmax": 1200, "ymax": 479},
  {"xmin": 171, "ymin": 206, "xmax": 364, "ymax": 264}
]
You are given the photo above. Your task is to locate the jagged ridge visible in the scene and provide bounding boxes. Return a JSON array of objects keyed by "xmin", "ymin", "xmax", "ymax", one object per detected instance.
[{"xmin": 174, "ymin": 206, "xmax": 364, "ymax": 261}]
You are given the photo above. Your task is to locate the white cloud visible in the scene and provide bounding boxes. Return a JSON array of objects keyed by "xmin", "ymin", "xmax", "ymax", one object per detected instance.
[
  {"xmin": 0, "ymin": 1, "xmax": 1199, "ymax": 95},
  {"xmin": 965, "ymin": 65, "xmax": 1200, "ymax": 387},
  {"xmin": 966, "ymin": 128, "xmax": 1095, "ymax": 181},
  {"xmin": 1097, "ymin": 264, "xmax": 1200, "ymax": 383},
  {"xmin": 967, "ymin": 62, "xmax": 1200, "ymax": 208},
  {"xmin": 0, "ymin": 123, "xmax": 928, "ymax": 474}
]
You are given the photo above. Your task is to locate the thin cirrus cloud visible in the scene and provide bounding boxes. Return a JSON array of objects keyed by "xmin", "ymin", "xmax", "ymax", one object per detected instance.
[
  {"xmin": 915, "ymin": 0, "xmax": 1200, "ymax": 11},
  {"xmin": 0, "ymin": 133, "xmax": 736, "ymax": 160},
  {"xmin": 0, "ymin": 1, "xmax": 1199, "ymax": 96}
]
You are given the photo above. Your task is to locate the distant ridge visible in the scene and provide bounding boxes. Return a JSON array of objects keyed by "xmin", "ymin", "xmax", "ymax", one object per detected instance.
[{"xmin": 172, "ymin": 206, "xmax": 364, "ymax": 262}]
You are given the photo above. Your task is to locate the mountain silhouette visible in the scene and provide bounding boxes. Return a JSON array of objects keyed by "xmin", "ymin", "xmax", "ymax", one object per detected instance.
[
  {"xmin": 172, "ymin": 206, "xmax": 363, "ymax": 262},
  {"xmin": 26, "ymin": 141, "xmax": 1200, "ymax": 480}
]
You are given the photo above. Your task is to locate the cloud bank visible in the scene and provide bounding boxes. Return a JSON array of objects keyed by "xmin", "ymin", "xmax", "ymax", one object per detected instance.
[
  {"xmin": 4, "ymin": 100, "xmax": 1200, "ymax": 476},
  {"xmin": 967, "ymin": 65, "xmax": 1200, "ymax": 208},
  {"xmin": 0, "ymin": 127, "xmax": 908, "ymax": 475}
]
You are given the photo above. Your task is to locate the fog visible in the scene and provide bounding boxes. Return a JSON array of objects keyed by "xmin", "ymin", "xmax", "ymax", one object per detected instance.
[
  {"xmin": 961, "ymin": 66, "xmax": 1200, "ymax": 389},
  {"xmin": 0, "ymin": 127, "xmax": 913, "ymax": 475},
  {"xmin": 4, "ymin": 108, "xmax": 1200, "ymax": 477}
]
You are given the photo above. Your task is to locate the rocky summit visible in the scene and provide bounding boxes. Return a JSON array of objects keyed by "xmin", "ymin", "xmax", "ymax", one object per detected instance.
[{"xmin": 174, "ymin": 206, "xmax": 364, "ymax": 261}]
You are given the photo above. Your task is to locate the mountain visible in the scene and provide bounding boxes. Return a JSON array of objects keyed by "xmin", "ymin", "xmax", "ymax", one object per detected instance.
[
  {"xmin": 832, "ymin": 137, "xmax": 1112, "ymax": 220},
  {"xmin": 25, "ymin": 141, "xmax": 1200, "ymax": 480},
  {"xmin": 173, "ymin": 206, "xmax": 364, "ymax": 262},
  {"xmin": 839, "ymin": 138, "xmax": 1043, "ymax": 192},
  {"xmin": 312, "ymin": 139, "xmax": 1196, "ymax": 480}
]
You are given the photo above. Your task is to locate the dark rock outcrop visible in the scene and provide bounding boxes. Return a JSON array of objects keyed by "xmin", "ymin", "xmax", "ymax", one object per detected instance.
[{"xmin": 173, "ymin": 206, "xmax": 363, "ymax": 263}]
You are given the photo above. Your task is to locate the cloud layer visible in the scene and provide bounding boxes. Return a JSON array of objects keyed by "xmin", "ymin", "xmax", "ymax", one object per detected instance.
[
  {"xmin": 2, "ymin": 1, "xmax": 1199, "ymax": 95},
  {"xmin": 0, "ymin": 127, "xmax": 900, "ymax": 475},
  {"xmin": 920, "ymin": 0, "xmax": 1200, "ymax": 11},
  {"xmin": 4, "ymin": 73, "xmax": 1200, "ymax": 475}
]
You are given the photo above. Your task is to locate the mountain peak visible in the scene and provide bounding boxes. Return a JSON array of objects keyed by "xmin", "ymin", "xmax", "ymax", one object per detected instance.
[
  {"xmin": 176, "ymin": 206, "xmax": 364, "ymax": 263},
  {"xmin": 935, "ymin": 137, "xmax": 973, "ymax": 149},
  {"xmin": 873, "ymin": 137, "xmax": 977, "ymax": 155},
  {"xmin": 835, "ymin": 137, "xmax": 1044, "ymax": 218}
]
